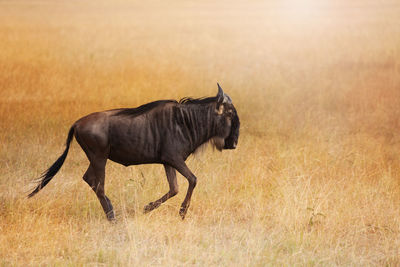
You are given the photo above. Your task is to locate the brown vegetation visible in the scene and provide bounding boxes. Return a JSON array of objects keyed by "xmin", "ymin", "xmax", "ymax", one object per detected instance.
[{"xmin": 0, "ymin": 0, "xmax": 399, "ymax": 265}]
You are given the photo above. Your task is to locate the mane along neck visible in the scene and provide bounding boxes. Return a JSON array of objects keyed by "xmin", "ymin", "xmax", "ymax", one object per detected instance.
[{"xmin": 177, "ymin": 102, "xmax": 218, "ymax": 152}]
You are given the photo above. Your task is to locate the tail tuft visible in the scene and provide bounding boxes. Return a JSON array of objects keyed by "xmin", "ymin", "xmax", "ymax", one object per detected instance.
[{"xmin": 28, "ymin": 126, "xmax": 74, "ymax": 198}]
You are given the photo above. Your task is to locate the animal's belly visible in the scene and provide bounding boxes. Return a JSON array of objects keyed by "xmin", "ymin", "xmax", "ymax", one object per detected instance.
[{"xmin": 108, "ymin": 147, "xmax": 161, "ymax": 166}]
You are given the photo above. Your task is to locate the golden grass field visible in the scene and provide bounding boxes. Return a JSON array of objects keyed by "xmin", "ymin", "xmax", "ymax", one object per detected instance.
[{"xmin": 1, "ymin": 0, "xmax": 400, "ymax": 265}]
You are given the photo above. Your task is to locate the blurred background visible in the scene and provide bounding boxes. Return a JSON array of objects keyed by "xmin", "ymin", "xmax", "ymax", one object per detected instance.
[{"xmin": 0, "ymin": 0, "xmax": 399, "ymax": 265}]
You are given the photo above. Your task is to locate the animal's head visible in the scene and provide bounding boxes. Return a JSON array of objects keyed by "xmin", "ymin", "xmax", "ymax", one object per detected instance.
[{"xmin": 213, "ymin": 83, "xmax": 240, "ymax": 151}]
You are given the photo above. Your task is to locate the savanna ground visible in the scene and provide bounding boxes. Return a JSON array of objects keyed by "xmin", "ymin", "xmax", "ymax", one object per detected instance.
[{"xmin": 1, "ymin": 0, "xmax": 400, "ymax": 265}]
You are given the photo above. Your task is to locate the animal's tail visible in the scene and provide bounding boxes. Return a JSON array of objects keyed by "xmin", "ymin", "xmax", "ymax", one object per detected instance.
[{"xmin": 28, "ymin": 126, "xmax": 75, "ymax": 198}]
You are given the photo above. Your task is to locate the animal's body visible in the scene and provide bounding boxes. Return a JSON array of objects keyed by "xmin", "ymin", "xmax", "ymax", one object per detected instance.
[{"xmin": 29, "ymin": 84, "xmax": 240, "ymax": 220}]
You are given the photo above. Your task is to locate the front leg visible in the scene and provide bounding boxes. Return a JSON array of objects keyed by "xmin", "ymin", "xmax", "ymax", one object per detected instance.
[
  {"xmin": 172, "ymin": 161, "xmax": 197, "ymax": 220},
  {"xmin": 144, "ymin": 164, "xmax": 179, "ymax": 213}
]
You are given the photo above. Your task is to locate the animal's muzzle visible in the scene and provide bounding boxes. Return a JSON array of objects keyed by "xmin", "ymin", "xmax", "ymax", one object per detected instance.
[
  {"xmin": 224, "ymin": 112, "xmax": 239, "ymax": 149},
  {"xmin": 224, "ymin": 136, "xmax": 238, "ymax": 149}
]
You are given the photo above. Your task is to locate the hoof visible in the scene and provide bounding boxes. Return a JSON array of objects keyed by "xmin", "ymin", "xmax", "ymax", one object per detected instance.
[
  {"xmin": 144, "ymin": 201, "xmax": 161, "ymax": 214},
  {"xmin": 106, "ymin": 211, "xmax": 116, "ymax": 221},
  {"xmin": 179, "ymin": 207, "xmax": 187, "ymax": 220},
  {"xmin": 143, "ymin": 203, "xmax": 154, "ymax": 214},
  {"xmin": 108, "ymin": 218, "xmax": 117, "ymax": 224}
]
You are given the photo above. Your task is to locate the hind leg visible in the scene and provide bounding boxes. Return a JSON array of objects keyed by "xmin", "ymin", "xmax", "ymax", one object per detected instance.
[
  {"xmin": 83, "ymin": 160, "xmax": 115, "ymax": 220},
  {"xmin": 74, "ymin": 121, "xmax": 114, "ymax": 221}
]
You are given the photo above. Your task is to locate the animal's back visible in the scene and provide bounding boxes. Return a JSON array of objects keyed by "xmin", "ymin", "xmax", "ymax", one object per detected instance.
[{"xmin": 113, "ymin": 100, "xmax": 177, "ymax": 118}]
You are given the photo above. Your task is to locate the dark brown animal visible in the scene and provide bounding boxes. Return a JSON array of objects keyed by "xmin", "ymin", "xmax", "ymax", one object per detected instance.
[{"xmin": 28, "ymin": 84, "xmax": 240, "ymax": 220}]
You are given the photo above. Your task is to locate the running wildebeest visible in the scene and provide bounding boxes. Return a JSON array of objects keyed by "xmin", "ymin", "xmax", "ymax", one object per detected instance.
[{"xmin": 28, "ymin": 84, "xmax": 240, "ymax": 220}]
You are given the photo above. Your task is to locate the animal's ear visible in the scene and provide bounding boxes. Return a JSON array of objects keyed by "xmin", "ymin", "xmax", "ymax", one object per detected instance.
[{"xmin": 217, "ymin": 83, "xmax": 224, "ymax": 104}]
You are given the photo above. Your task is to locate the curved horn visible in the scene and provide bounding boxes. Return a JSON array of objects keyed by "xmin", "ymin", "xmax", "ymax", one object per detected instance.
[
  {"xmin": 217, "ymin": 83, "xmax": 232, "ymax": 104},
  {"xmin": 217, "ymin": 83, "xmax": 224, "ymax": 103},
  {"xmin": 217, "ymin": 83, "xmax": 223, "ymax": 94}
]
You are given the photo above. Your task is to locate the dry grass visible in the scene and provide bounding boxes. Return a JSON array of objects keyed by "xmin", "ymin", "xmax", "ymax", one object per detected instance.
[{"xmin": 1, "ymin": 0, "xmax": 400, "ymax": 265}]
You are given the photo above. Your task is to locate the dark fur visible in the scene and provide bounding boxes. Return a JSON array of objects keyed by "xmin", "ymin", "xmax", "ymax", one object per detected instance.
[
  {"xmin": 114, "ymin": 100, "xmax": 176, "ymax": 117},
  {"xmin": 28, "ymin": 85, "xmax": 240, "ymax": 220}
]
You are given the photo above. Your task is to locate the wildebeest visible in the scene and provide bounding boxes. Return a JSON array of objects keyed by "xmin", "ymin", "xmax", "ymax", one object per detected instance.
[{"xmin": 28, "ymin": 84, "xmax": 240, "ymax": 220}]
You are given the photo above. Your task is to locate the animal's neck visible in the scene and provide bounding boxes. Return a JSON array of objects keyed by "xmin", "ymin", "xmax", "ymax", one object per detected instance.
[{"xmin": 180, "ymin": 103, "xmax": 217, "ymax": 150}]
